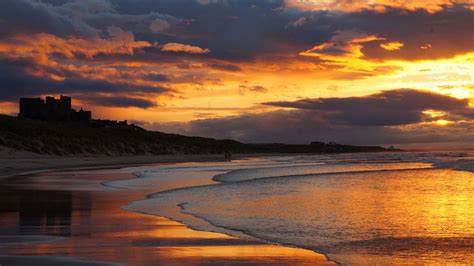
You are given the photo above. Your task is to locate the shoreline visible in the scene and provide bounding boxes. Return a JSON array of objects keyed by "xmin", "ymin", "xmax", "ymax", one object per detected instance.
[
  {"xmin": 0, "ymin": 155, "xmax": 335, "ymax": 265},
  {"xmin": 0, "ymin": 153, "xmax": 266, "ymax": 180}
]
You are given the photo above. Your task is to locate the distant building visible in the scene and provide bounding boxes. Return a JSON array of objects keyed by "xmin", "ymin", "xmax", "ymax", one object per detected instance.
[
  {"xmin": 91, "ymin": 119, "xmax": 129, "ymax": 129},
  {"xmin": 19, "ymin": 95, "xmax": 91, "ymax": 122}
]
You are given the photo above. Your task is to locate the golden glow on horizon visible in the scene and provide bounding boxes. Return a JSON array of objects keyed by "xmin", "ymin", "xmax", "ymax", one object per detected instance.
[
  {"xmin": 0, "ymin": 18, "xmax": 472, "ymax": 128},
  {"xmin": 285, "ymin": 0, "xmax": 473, "ymax": 13},
  {"xmin": 435, "ymin": 119, "xmax": 452, "ymax": 126},
  {"xmin": 2, "ymin": 51, "xmax": 472, "ymax": 124}
]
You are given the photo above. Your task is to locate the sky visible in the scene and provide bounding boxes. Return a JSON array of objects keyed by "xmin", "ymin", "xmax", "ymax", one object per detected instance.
[{"xmin": 0, "ymin": 0, "xmax": 473, "ymax": 148}]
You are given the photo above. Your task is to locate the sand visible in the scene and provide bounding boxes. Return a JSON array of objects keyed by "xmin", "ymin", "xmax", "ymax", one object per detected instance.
[
  {"xmin": 0, "ymin": 152, "xmax": 334, "ymax": 265},
  {"xmin": 0, "ymin": 145, "xmax": 249, "ymax": 180}
]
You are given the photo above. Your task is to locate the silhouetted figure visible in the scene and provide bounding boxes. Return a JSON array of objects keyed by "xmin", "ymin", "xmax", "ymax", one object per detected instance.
[{"xmin": 224, "ymin": 151, "xmax": 232, "ymax": 161}]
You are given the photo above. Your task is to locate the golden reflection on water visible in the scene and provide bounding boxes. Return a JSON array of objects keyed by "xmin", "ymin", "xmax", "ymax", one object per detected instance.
[
  {"xmin": 102, "ymin": 220, "xmax": 231, "ymax": 239},
  {"xmin": 0, "ymin": 170, "xmax": 334, "ymax": 265},
  {"xmin": 164, "ymin": 245, "xmax": 331, "ymax": 262},
  {"xmin": 175, "ymin": 168, "xmax": 474, "ymax": 264}
]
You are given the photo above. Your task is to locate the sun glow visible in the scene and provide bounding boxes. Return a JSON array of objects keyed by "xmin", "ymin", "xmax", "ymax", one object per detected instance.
[
  {"xmin": 435, "ymin": 119, "xmax": 452, "ymax": 126},
  {"xmin": 423, "ymin": 110, "xmax": 446, "ymax": 118}
]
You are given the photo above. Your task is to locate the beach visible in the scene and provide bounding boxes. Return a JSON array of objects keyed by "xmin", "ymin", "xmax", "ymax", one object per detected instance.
[
  {"xmin": 0, "ymin": 146, "xmax": 245, "ymax": 179},
  {"xmin": 1, "ymin": 151, "xmax": 473, "ymax": 265},
  {"xmin": 1, "ymin": 1, "xmax": 472, "ymax": 264},
  {"xmin": 0, "ymin": 153, "xmax": 333, "ymax": 265}
]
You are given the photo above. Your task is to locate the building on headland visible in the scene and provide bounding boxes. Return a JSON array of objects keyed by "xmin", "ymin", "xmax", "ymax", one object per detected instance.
[
  {"xmin": 19, "ymin": 95, "xmax": 91, "ymax": 122},
  {"xmin": 18, "ymin": 95, "xmax": 133, "ymax": 129},
  {"xmin": 91, "ymin": 119, "xmax": 130, "ymax": 129}
]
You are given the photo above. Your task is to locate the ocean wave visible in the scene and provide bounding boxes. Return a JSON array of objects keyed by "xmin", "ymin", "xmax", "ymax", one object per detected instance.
[{"xmin": 122, "ymin": 151, "xmax": 474, "ymax": 265}]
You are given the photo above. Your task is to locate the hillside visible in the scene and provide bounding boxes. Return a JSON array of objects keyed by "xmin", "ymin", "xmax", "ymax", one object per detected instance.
[{"xmin": 0, "ymin": 115, "xmax": 391, "ymax": 156}]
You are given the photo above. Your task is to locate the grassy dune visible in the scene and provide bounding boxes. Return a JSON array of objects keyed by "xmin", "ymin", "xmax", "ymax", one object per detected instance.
[{"xmin": 0, "ymin": 115, "xmax": 389, "ymax": 156}]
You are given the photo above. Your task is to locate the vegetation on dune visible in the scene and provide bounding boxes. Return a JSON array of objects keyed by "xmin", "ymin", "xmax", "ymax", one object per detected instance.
[{"xmin": 0, "ymin": 115, "xmax": 390, "ymax": 156}]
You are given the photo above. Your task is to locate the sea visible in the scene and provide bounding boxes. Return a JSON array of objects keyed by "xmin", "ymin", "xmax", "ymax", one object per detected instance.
[{"xmin": 111, "ymin": 151, "xmax": 474, "ymax": 265}]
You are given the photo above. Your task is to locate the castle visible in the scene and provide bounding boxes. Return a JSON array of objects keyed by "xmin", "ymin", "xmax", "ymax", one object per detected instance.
[{"xmin": 19, "ymin": 95, "xmax": 92, "ymax": 122}]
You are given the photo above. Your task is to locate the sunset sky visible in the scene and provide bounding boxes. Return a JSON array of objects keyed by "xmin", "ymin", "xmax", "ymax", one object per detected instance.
[{"xmin": 0, "ymin": 0, "xmax": 473, "ymax": 147}]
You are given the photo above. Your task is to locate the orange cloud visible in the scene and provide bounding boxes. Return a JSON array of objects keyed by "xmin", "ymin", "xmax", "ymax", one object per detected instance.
[
  {"xmin": 161, "ymin": 43, "xmax": 210, "ymax": 54},
  {"xmin": 380, "ymin": 41, "xmax": 404, "ymax": 51},
  {"xmin": 300, "ymin": 31, "xmax": 384, "ymax": 59},
  {"xmin": 0, "ymin": 29, "xmax": 152, "ymax": 64},
  {"xmin": 285, "ymin": 0, "xmax": 473, "ymax": 13}
]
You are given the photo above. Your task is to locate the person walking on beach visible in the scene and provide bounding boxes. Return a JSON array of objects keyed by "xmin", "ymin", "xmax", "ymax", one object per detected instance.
[{"xmin": 224, "ymin": 151, "xmax": 232, "ymax": 161}]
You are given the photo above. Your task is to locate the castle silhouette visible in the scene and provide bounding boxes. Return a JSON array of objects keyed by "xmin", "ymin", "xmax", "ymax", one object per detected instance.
[
  {"xmin": 19, "ymin": 95, "xmax": 91, "ymax": 122},
  {"xmin": 18, "ymin": 95, "xmax": 132, "ymax": 128}
]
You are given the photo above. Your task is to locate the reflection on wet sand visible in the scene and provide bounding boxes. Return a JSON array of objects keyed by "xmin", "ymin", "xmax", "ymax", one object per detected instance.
[{"xmin": 0, "ymin": 170, "xmax": 333, "ymax": 265}]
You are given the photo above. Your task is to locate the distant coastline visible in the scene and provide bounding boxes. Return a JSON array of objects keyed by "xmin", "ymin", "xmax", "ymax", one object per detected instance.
[{"xmin": 0, "ymin": 114, "xmax": 394, "ymax": 157}]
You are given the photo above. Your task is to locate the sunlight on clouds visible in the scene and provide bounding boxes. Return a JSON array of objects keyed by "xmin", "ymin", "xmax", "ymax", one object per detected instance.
[
  {"xmin": 149, "ymin": 49, "xmax": 474, "ymax": 123},
  {"xmin": 161, "ymin": 43, "xmax": 210, "ymax": 54},
  {"xmin": 298, "ymin": 31, "xmax": 395, "ymax": 76},
  {"xmin": 435, "ymin": 119, "xmax": 452, "ymax": 126},
  {"xmin": 300, "ymin": 31, "xmax": 384, "ymax": 59},
  {"xmin": 390, "ymin": 53, "xmax": 474, "ymax": 99},
  {"xmin": 0, "ymin": 1, "xmax": 471, "ymax": 130},
  {"xmin": 423, "ymin": 110, "xmax": 446, "ymax": 118},
  {"xmin": 0, "ymin": 31, "xmax": 152, "ymax": 65},
  {"xmin": 286, "ymin": 0, "xmax": 473, "ymax": 13},
  {"xmin": 380, "ymin": 42, "xmax": 404, "ymax": 51}
]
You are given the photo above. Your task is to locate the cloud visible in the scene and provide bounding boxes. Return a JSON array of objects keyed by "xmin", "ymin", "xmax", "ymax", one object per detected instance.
[
  {"xmin": 380, "ymin": 41, "xmax": 404, "ymax": 51},
  {"xmin": 147, "ymin": 89, "xmax": 474, "ymax": 145},
  {"xmin": 207, "ymin": 63, "xmax": 242, "ymax": 72},
  {"xmin": 0, "ymin": 0, "xmax": 180, "ymax": 39},
  {"xmin": 285, "ymin": 0, "xmax": 473, "ymax": 13},
  {"xmin": 150, "ymin": 18, "xmax": 171, "ymax": 33},
  {"xmin": 287, "ymin": 17, "xmax": 307, "ymax": 28},
  {"xmin": 84, "ymin": 96, "xmax": 157, "ymax": 109},
  {"xmin": 1, "ymin": 0, "xmax": 471, "ymax": 65},
  {"xmin": 264, "ymin": 89, "xmax": 472, "ymax": 126},
  {"xmin": 350, "ymin": 7, "xmax": 474, "ymax": 61},
  {"xmin": 300, "ymin": 30, "xmax": 384, "ymax": 58},
  {"xmin": 2, "ymin": 0, "xmax": 470, "ymax": 65},
  {"xmin": 0, "ymin": 57, "xmax": 168, "ymax": 101},
  {"xmin": 0, "ymin": 0, "xmax": 96, "ymax": 38},
  {"xmin": 161, "ymin": 43, "xmax": 210, "ymax": 54},
  {"xmin": 0, "ymin": 30, "xmax": 153, "ymax": 64},
  {"xmin": 151, "ymin": 111, "xmax": 474, "ymax": 146},
  {"xmin": 239, "ymin": 85, "xmax": 268, "ymax": 94},
  {"xmin": 146, "ymin": 73, "xmax": 171, "ymax": 82},
  {"xmin": 0, "ymin": 0, "xmax": 472, "ymax": 136}
]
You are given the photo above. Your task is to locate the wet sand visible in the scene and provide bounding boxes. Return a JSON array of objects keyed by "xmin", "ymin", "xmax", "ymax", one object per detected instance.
[
  {"xmin": 0, "ymin": 165, "xmax": 333, "ymax": 265},
  {"xmin": 0, "ymin": 152, "xmax": 245, "ymax": 179}
]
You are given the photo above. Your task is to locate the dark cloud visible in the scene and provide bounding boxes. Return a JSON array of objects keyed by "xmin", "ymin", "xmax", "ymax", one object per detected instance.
[
  {"xmin": 355, "ymin": 7, "xmax": 474, "ymax": 61},
  {"xmin": 146, "ymin": 73, "xmax": 171, "ymax": 82},
  {"xmin": 0, "ymin": 0, "xmax": 181, "ymax": 39},
  {"xmin": 0, "ymin": 0, "xmax": 96, "ymax": 38},
  {"xmin": 264, "ymin": 89, "xmax": 471, "ymax": 126},
  {"xmin": 208, "ymin": 63, "xmax": 242, "ymax": 72},
  {"xmin": 239, "ymin": 85, "xmax": 268, "ymax": 94},
  {"xmin": 142, "ymin": 110, "xmax": 397, "ymax": 145},
  {"xmin": 0, "ymin": 58, "xmax": 168, "ymax": 101},
  {"xmin": 147, "ymin": 89, "xmax": 474, "ymax": 145},
  {"xmin": 122, "ymin": 1, "xmax": 472, "ymax": 62},
  {"xmin": 0, "ymin": 0, "xmax": 471, "ymax": 64},
  {"xmin": 83, "ymin": 96, "xmax": 157, "ymax": 109},
  {"xmin": 0, "ymin": 0, "xmax": 472, "ymax": 147},
  {"xmin": 107, "ymin": 0, "xmax": 317, "ymax": 61}
]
